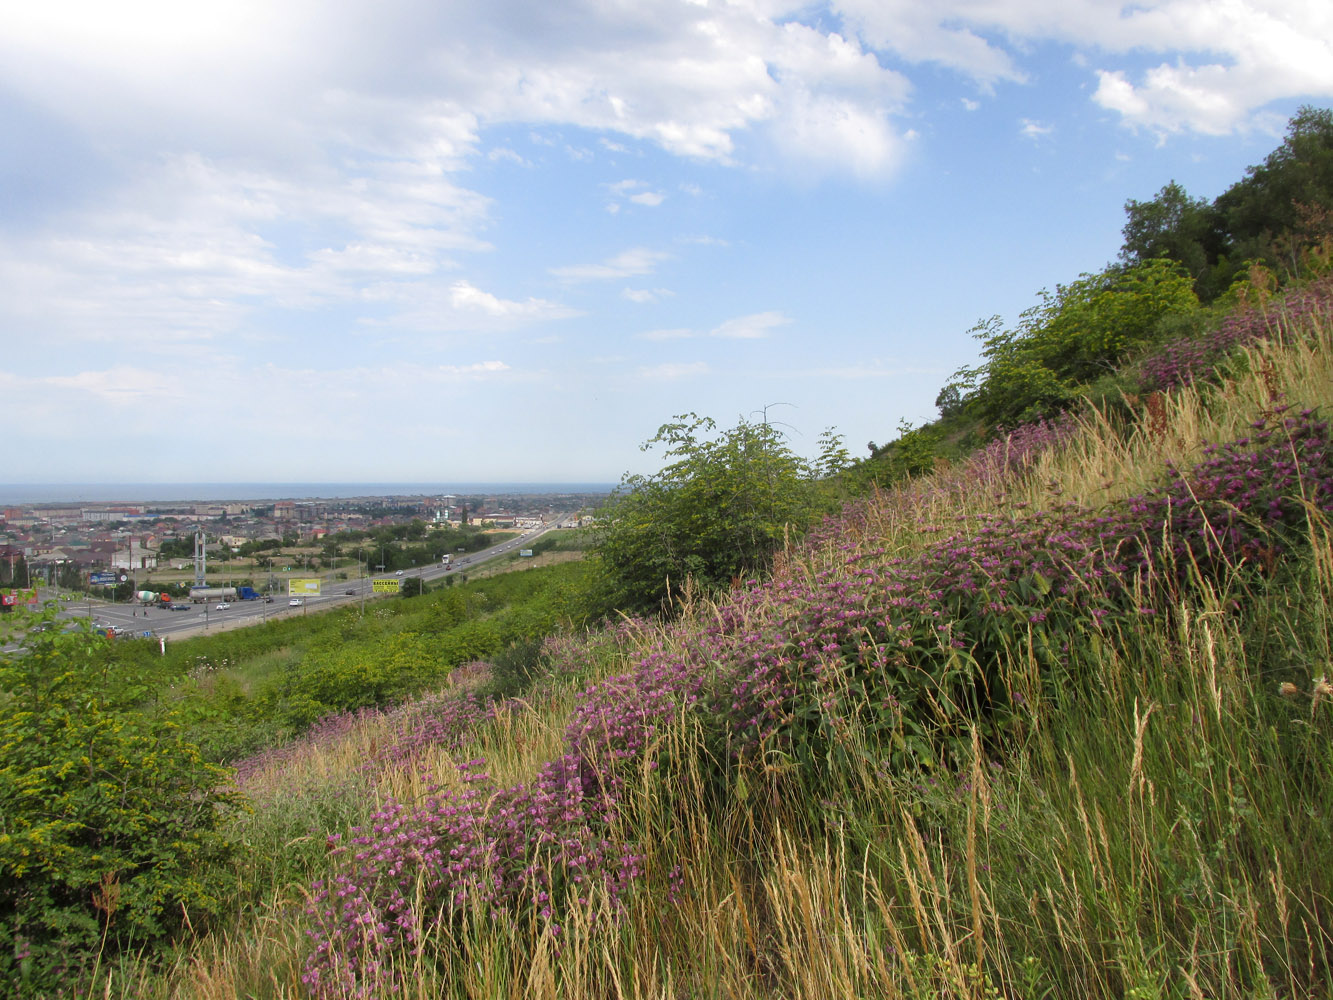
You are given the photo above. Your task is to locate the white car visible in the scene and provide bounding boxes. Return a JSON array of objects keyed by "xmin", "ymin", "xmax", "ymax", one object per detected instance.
[
  {"xmin": 289, "ymin": 598, "xmax": 303, "ymax": 606},
  {"xmin": 215, "ymin": 602, "xmax": 231, "ymax": 610},
  {"xmin": 396, "ymin": 570, "xmax": 403, "ymax": 576}
]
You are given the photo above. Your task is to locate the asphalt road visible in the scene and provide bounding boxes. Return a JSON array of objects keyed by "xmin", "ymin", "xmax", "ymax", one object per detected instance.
[{"xmin": 22, "ymin": 523, "xmax": 562, "ymax": 644}]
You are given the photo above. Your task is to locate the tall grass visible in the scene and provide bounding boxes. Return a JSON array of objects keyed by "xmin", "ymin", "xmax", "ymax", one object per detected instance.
[{"xmin": 101, "ymin": 312, "xmax": 1333, "ymax": 999}]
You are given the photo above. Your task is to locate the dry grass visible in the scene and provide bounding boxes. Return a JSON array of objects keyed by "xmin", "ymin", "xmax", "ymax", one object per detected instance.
[{"xmin": 100, "ymin": 318, "xmax": 1333, "ymax": 1000}]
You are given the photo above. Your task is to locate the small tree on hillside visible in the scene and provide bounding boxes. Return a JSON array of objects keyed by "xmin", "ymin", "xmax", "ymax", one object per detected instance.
[{"xmin": 593, "ymin": 413, "xmax": 815, "ymax": 615}]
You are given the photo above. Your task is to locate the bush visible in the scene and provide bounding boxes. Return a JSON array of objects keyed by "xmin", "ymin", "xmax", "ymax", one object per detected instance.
[
  {"xmin": 485, "ymin": 636, "xmax": 548, "ymax": 697},
  {"xmin": 0, "ymin": 617, "xmax": 243, "ymax": 994},
  {"xmin": 593, "ymin": 413, "xmax": 821, "ymax": 614}
]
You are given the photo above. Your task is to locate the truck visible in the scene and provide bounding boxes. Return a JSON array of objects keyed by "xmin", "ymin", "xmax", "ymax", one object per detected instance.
[
  {"xmin": 136, "ymin": 590, "xmax": 173, "ymax": 607},
  {"xmin": 441, "ymin": 554, "xmax": 451, "ymax": 567},
  {"xmin": 188, "ymin": 586, "xmax": 237, "ymax": 604},
  {"xmin": 236, "ymin": 586, "xmax": 262, "ymax": 601}
]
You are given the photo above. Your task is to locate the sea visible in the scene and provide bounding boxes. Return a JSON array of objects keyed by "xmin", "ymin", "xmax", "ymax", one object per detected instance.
[{"xmin": 0, "ymin": 483, "xmax": 616, "ymax": 506}]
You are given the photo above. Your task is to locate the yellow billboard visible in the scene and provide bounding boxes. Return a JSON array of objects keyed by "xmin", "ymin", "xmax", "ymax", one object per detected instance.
[
  {"xmin": 371, "ymin": 579, "xmax": 401, "ymax": 593},
  {"xmin": 288, "ymin": 578, "xmax": 322, "ymax": 596}
]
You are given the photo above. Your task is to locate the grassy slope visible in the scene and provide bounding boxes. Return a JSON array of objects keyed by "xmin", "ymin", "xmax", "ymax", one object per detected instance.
[{"xmin": 105, "ymin": 310, "xmax": 1332, "ymax": 999}]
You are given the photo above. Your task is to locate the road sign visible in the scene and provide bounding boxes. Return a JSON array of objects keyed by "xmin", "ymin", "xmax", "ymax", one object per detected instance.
[{"xmin": 371, "ymin": 579, "xmax": 401, "ymax": 593}]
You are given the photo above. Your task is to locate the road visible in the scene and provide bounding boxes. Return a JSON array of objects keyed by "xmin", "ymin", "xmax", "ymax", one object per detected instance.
[{"xmin": 17, "ymin": 523, "xmax": 563, "ymax": 644}]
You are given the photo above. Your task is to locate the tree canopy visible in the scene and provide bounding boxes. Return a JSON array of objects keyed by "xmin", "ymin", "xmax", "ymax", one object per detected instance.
[{"xmin": 1120, "ymin": 106, "xmax": 1333, "ymax": 300}]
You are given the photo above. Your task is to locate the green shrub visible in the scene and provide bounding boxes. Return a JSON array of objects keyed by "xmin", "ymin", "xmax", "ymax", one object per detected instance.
[
  {"xmin": 485, "ymin": 636, "xmax": 549, "ymax": 697},
  {"xmin": 0, "ymin": 615, "xmax": 243, "ymax": 995}
]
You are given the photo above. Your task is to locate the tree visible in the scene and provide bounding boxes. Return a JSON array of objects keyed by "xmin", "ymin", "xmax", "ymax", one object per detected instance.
[
  {"xmin": 593, "ymin": 414, "xmax": 816, "ymax": 614},
  {"xmin": 1114, "ymin": 109, "xmax": 1333, "ymax": 300},
  {"xmin": 1217, "ymin": 105, "xmax": 1333, "ymax": 263},
  {"xmin": 813, "ymin": 427, "xmax": 851, "ymax": 479},
  {"xmin": 1120, "ymin": 181, "xmax": 1223, "ymax": 295},
  {"xmin": 155, "ymin": 537, "xmax": 194, "ymax": 561}
]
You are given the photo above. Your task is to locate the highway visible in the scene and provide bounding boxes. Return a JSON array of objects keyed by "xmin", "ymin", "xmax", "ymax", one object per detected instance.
[{"xmin": 23, "ymin": 523, "xmax": 562, "ymax": 643}]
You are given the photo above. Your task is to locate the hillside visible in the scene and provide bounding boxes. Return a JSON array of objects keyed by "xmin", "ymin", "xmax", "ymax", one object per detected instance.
[{"xmin": 1, "ymin": 275, "xmax": 1321, "ymax": 999}]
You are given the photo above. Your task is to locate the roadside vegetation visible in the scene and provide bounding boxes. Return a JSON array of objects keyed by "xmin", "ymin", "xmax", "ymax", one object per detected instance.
[{"xmin": 2, "ymin": 106, "xmax": 1332, "ymax": 999}]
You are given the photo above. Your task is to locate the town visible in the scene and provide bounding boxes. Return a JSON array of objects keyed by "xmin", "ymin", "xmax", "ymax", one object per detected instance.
[{"xmin": 0, "ymin": 489, "xmax": 606, "ymax": 606}]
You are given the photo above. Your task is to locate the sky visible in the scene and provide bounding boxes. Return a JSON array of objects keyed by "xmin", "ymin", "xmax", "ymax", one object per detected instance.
[{"xmin": 2, "ymin": 0, "xmax": 1332, "ymax": 486}]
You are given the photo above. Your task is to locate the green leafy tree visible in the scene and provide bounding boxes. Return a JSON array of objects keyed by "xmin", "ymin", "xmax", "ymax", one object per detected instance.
[
  {"xmin": 155, "ymin": 537, "xmax": 194, "ymax": 561},
  {"xmin": 593, "ymin": 414, "xmax": 816, "ymax": 614},
  {"xmin": 813, "ymin": 427, "xmax": 852, "ymax": 478},
  {"xmin": 1121, "ymin": 181, "xmax": 1224, "ymax": 296},
  {"xmin": 1117, "ymin": 107, "xmax": 1333, "ymax": 298},
  {"xmin": 1217, "ymin": 106, "xmax": 1333, "ymax": 270}
]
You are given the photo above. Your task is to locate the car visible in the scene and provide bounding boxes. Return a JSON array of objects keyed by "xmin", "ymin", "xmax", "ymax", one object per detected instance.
[
  {"xmin": 110, "ymin": 624, "xmax": 130, "ymax": 636},
  {"xmin": 289, "ymin": 598, "xmax": 303, "ymax": 607},
  {"xmin": 215, "ymin": 602, "xmax": 231, "ymax": 610},
  {"xmin": 264, "ymin": 596, "xmax": 274, "ymax": 603},
  {"xmin": 396, "ymin": 570, "xmax": 403, "ymax": 576},
  {"xmin": 344, "ymin": 589, "xmax": 355, "ymax": 595},
  {"xmin": 169, "ymin": 603, "xmax": 189, "ymax": 610}
]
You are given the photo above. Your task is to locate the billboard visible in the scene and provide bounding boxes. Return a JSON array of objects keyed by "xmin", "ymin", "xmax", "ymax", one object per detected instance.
[
  {"xmin": 89, "ymin": 571, "xmax": 119, "ymax": 586},
  {"xmin": 2, "ymin": 589, "xmax": 38, "ymax": 606},
  {"xmin": 288, "ymin": 578, "xmax": 322, "ymax": 596},
  {"xmin": 371, "ymin": 579, "xmax": 401, "ymax": 593}
]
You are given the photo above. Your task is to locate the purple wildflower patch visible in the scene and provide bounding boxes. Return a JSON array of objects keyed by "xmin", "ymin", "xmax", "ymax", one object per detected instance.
[
  {"xmin": 1139, "ymin": 276, "xmax": 1333, "ymax": 392},
  {"xmin": 298, "ymin": 396, "xmax": 1333, "ymax": 995}
]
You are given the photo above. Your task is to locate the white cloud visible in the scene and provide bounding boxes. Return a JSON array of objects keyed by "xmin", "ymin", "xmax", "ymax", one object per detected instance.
[
  {"xmin": 623, "ymin": 288, "xmax": 675, "ymax": 304},
  {"xmin": 0, "ymin": 0, "xmax": 916, "ymax": 180},
  {"xmin": 833, "ymin": 0, "xmax": 1333, "ymax": 136},
  {"xmin": 433, "ymin": 360, "xmax": 511, "ymax": 378},
  {"xmin": 1020, "ymin": 118, "xmax": 1054, "ymax": 140},
  {"xmin": 364, "ymin": 279, "xmax": 580, "ymax": 333},
  {"xmin": 709, "ymin": 311, "xmax": 791, "ymax": 339},
  {"xmin": 551, "ymin": 247, "xmax": 671, "ymax": 281},
  {"xmin": 639, "ymin": 361, "xmax": 710, "ymax": 379},
  {"xmin": 43, "ymin": 365, "xmax": 191, "ymax": 406},
  {"xmin": 488, "ymin": 146, "xmax": 529, "ymax": 166},
  {"xmin": 635, "ymin": 327, "xmax": 694, "ymax": 340},
  {"xmin": 606, "ymin": 179, "xmax": 667, "ymax": 211}
]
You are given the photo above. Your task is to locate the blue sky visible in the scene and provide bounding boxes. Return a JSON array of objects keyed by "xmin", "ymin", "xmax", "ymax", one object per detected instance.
[{"xmin": 2, "ymin": 0, "xmax": 1331, "ymax": 485}]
